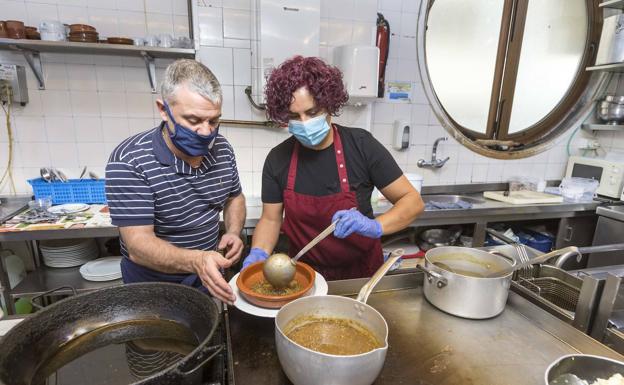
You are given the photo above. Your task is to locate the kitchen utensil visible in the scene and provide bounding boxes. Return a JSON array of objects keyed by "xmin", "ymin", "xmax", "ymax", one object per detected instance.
[
  {"xmin": 275, "ymin": 249, "xmax": 404, "ymax": 385},
  {"xmin": 487, "ymin": 243, "xmax": 624, "ymax": 278},
  {"xmin": 6, "ymin": 20, "xmax": 25, "ymax": 39},
  {"xmin": 28, "ymin": 197, "xmax": 52, "ymax": 213},
  {"xmin": 24, "ymin": 26, "xmax": 39, "ymax": 40},
  {"xmin": 79, "ymin": 166, "xmax": 87, "ymax": 179},
  {"xmin": 79, "ymin": 256, "xmax": 122, "ymax": 281},
  {"xmin": 0, "ymin": 22, "xmax": 8, "ymax": 38},
  {"xmin": 237, "ymin": 261, "xmax": 316, "ymax": 309},
  {"xmin": 158, "ymin": 33, "xmax": 173, "ymax": 48},
  {"xmin": 47, "ymin": 203, "xmax": 90, "ymax": 215},
  {"xmin": 145, "ymin": 35, "xmax": 160, "ymax": 47},
  {"xmin": 263, "ymin": 211, "xmax": 351, "ymax": 288},
  {"xmin": 53, "ymin": 168, "xmax": 68, "ymax": 182},
  {"xmin": 417, "ymin": 227, "xmax": 462, "ymax": 251},
  {"xmin": 133, "ymin": 37, "xmax": 145, "ymax": 46},
  {"xmin": 417, "ymin": 246, "xmax": 516, "ymax": 319},
  {"xmin": 107, "ymin": 37, "xmax": 133, "ymax": 45},
  {"xmin": 228, "ymin": 271, "xmax": 328, "ymax": 318},
  {"xmin": 598, "ymin": 98, "xmax": 624, "ymax": 125},
  {"xmin": 0, "ymin": 283, "xmax": 223, "ymax": 385},
  {"xmin": 486, "ymin": 228, "xmax": 533, "ymax": 278},
  {"xmin": 40, "ymin": 238, "xmax": 99, "ymax": 268},
  {"xmin": 40, "ymin": 167, "xmax": 52, "ymax": 182},
  {"xmin": 484, "ymin": 190, "xmax": 564, "ymax": 204},
  {"xmin": 88, "ymin": 171, "xmax": 99, "ymax": 179},
  {"xmin": 545, "ymin": 354, "xmax": 624, "ymax": 385}
]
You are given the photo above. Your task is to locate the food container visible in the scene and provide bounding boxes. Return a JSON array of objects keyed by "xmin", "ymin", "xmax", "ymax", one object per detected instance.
[
  {"xmin": 560, "ymin": 177, "xmax": 599, "ymax": 203},
  {"xmin": 0, "ymin": 22, "xmax": 7, "ymax": 38},
  {"xmin": 417, "ymin": 246, "xmax": 516, "ymax": 319},
  {"xmin": 69, "ymin": 24, "xmax": 95, "ymax": 33},
  {"xmin": 545, "ymin": 354, "xmax": 624, "ymax": 384},
  {"xmin": 6, "ymin": 20, "xmax": 25, "ymax": 39}
]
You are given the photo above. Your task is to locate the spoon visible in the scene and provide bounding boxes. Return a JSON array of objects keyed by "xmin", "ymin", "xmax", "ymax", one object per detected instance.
[
  {"xmin": 40, "ymin": 167, "xmax": 53, "ymax": 183},
  {"xmin": 263, "ymin": 217, "xmax": 344, "ymax": 288}
]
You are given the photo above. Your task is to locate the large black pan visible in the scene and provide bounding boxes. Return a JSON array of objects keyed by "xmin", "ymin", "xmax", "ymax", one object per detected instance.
[{"xmin": 0, "ymin": 283, "xmax": 222, "ymax": 385}]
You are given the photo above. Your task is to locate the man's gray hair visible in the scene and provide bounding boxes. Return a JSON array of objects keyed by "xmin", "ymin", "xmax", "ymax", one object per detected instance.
[{"xmin": 161, "ymin": 59, "xmax": 222, "ymax": 105}]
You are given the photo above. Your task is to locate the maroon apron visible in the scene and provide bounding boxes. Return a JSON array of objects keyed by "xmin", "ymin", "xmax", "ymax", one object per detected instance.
[{"xmin": 281, "ymin": 125, "xmax": 384, "ymax": 280}]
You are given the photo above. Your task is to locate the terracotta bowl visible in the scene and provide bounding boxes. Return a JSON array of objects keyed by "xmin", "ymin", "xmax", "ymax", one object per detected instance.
[
  {"xmin": 69, "ymin": 24, "xmax": 95, "ymax": 32},
  {"xmin": 237, "ymin": 261, "xmax": 315, "ymax": 309}
]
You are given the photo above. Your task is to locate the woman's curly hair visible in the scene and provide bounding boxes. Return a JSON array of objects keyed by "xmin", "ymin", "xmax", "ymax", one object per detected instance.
[{"xmin": 264, "ymin": 56, "xmax": 349, "ymax": 125}]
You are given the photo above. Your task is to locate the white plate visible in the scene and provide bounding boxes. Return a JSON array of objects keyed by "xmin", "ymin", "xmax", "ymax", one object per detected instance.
[
  {"xmin": 47, "ymin": 203, "xmax": 90, "ymax": 215},
  {"xmin": 80, "ymin": 257, "xmax": 122, "ymax": 280},
  {"xmin": 228, "ymin": 271, "xmax": 328, "ymax": 318}
]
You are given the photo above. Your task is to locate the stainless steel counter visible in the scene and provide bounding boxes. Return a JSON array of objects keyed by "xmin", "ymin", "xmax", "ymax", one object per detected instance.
[
  {"xmin": 0, "ymin": 196, "xmax": 30, "ymax": 225},
  {"xmin": 229, "ymin": 272, "xmax": 623, "ymax": 385}
]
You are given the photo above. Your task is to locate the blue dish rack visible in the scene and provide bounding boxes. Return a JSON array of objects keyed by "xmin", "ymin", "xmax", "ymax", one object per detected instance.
[{"xmin": 28, "ymin": 178, "xmax": 106, "ymax": 204}]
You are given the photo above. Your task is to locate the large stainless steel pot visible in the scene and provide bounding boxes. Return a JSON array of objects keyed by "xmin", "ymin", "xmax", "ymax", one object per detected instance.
[
  {"xmin": 274, "ymin": 249, "xmax": 403, "ymax": 385},
  {"xmin": 417, "ymin": 246, "xmax": 515, "ymax": 319},
  {"xmin": 0, "ymin": 283, "xmax": 222, "ymax": 385}
]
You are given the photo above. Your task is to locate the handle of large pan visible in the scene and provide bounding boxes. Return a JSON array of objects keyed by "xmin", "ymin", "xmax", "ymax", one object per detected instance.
[
  {"xmin": 356, "ymin": 248, "xmax": 404, "ymax": 304},
  {"xmin": 179, "ymin": 343, "xmax": 224, "ymax": 377},
  {"xmin": 31, "ymin": 286, "xmax": 78, "ymax": 310}
]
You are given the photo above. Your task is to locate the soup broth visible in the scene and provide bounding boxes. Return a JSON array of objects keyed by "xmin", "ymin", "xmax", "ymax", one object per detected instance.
[{"xmin": 285, "ymin": 317, "xmax": 382, "ymax": 355}]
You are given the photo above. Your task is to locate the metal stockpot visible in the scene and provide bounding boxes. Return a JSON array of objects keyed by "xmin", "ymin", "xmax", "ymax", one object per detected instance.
[
  {"xmin": 417, "ymin": 246, "xmax": 515, "ymax": 319},
  {"xmin": 274, "ymin": 250, "xmax": 403, "ymax": 385}
]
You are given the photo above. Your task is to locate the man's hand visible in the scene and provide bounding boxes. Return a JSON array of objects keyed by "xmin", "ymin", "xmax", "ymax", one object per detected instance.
[
  {"xmin": 218, "ymin": 232, "xmax": 244, "ymax": 261},
  {"xmin": 193, "ymin": 251, "xmax": 236, "ymax": 304}
]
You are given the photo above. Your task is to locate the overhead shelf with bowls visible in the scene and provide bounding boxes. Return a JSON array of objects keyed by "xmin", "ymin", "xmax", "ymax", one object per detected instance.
[{"xmin": 0, "ymin": 37, "xmax": 195, "ymax": 93}]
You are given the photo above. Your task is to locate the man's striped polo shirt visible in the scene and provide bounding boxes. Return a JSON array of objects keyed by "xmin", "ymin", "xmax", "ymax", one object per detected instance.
[{"xmin": 105, "ymin": 123, "xmax": 242, "ymax": 262}]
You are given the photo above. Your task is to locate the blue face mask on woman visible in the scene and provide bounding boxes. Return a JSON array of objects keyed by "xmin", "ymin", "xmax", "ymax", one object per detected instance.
[
  {"xmin": 163, "ymin": 102, "xmax": 219, "ymax": 157},
  {"xmin": 288, "ymin": 113, "xmax": 330, "ymax": 147}
]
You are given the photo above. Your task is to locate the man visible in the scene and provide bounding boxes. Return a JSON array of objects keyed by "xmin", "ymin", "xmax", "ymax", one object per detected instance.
[{"xmin": 105, "ymin": 59, "xmax": 244, "ymax": 304}]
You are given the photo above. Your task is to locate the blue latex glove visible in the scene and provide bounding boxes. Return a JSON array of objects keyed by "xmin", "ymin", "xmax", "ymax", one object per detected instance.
[
  {"xmin": 332, "ymin": 209, "xmax": 383, "ymax": 239},
  {"xmin": 242, "ymin": 247, "xmax": 269, "ymax": 270}
]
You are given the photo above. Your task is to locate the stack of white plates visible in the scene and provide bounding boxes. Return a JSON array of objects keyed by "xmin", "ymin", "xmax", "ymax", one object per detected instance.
[
  {"xmin": 40, "ymin": 239, "xmax": 99, "ymax": 268},
  {"xmin": 79, "ymin": 257, "xmax": 122, "ymax": 282}
]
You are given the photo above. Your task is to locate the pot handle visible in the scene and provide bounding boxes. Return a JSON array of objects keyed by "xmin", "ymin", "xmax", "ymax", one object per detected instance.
[
  {"xmin": 178, "ymin": 343, "xmax": 224, "ymax": 377},
  {"xmin": 31, "ymin": 286, "xmax": 78, "ymax": 310},
  {"xmin": 487, "ymin": 250, "xmax": 517, "ymax": 267},
  {"xmin": 416, "ymin": 264, "xmax": 448, "ymax": 288},
  {"xmin": 356, "ymin": 248, "xmax": 404, "ymax": 304}
]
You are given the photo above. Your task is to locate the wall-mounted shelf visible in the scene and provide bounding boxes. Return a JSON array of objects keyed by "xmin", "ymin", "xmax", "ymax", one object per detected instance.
[
  {"xmin": 0, "ymin": 38, "xmax": 195, "ymax": 93},
  {"xmin": 599, "ymin": 0, "xmax": 624, "ymax": 9},
  {"xmin": 586, "ymin": 62, "xmax": 624, "ymax": 73},
  {"xmin": 582, "ymin": 123, "xmax": 624, "ymax": 132}
]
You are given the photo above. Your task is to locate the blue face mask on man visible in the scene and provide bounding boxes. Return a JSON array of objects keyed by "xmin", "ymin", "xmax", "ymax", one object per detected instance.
[
  {"xmin": 288, "ymin": 113, "xmax": 331, "ymax": 147},
  {"xmin": 163, "ymin": 102, "xmax": 219, "ymax": 157}
]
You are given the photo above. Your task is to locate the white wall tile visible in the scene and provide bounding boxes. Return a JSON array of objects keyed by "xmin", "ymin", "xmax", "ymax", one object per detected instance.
[
  {"xmin": 99, "ymin": 92, "xmax": 127, "ymax": 117},
  {"xmin": 117, "ymin": 10, "xmax": 148, "ymax": 37},
  {"xmin": 17, "ymin": 142, "xmax": 50, "ymax": 167},
  {"xmin": 226, "ymin": 126, "xmax": 253, "ymax": 147},
  {"xmin": 123, "ymin": 67, "xmax": 152, "ymax": 93},
  {"xmin": 49, "ymin": 142, "xmax": 80, "ymax": 168},
  {"xmin": 146, "ymin": 0, "xmax": 173, "ymax": 14},
  {"xmin": 379, "ymin": 0, "xmax": 402, "ymax": 12},
  {"xmin": 221, "ymin": 85, "xmax": 235, "ymax": 119},
  {"xmin": 172, "ymin": 0, "xmax": 189, "ymax": 15},
  {"xmin": 117, "ymin": 0, "xmax": 144, "ymax": 12},
  {"xmin": 15, "ymin": 117, "xmax": 47, "ymax": 143},
  {"xmin": 251, "ymin": 127, "xmax": 276, "ymax": 148},
  {"xmin": 74, "ymin": 117, "xmax": 103, "ymax": 142},
  {"xmin": 41, "ymin": 90, "xmax": 71, "ymax": 117},
  {"xmin": 223, "ymin": 0, "xmax": 250, "ymax": 10},
  {"xmin": 70, "ymin": 91, "xmax": 100, "ymax": 116},
  {"xmin": 26, "ymin": 3, "xmax": 59, "ymax": 28},
  {"xmin": 402, "ymin": 0, "xmax": 420, "ymax": 13},
  {"xmin": 198, "ymin": 46, "xmax": 234, "ymax": 85},
  {"xmin": 126, "ymin": 93, "xmax": 156, "ymax": 118},
  {"xmin": 352, "ymin": 0, "xmax": 377, "ymax": 22},
  {"xmin": 234, "ymin": 147, "xmax": 253, "ymax": 172},
  {"xmin": 67, "ymin": 64, "xmax": 98, "ymax": 91},
  {"xmin": 173, "ymin": 14, "xmax": 190, "ymax": 37},
  {"xmin": 77, "ymin": 142, "xmax": 107, "ymax": 166},
  {"xmin": 331, "ymin": 0, "xmax": 355, "ymax": 20},
  {"xmin": 251, "ymin": 147, "xmax": 270, "ymax": 172},
  {"xmin": 146, "ymin": 12, "xmax": 174, "ymax": 35},
  {"xmin": 57, "ymin": 5, "xmax": 90, "ymax": 24},
  {"xmin": 1, "ymin": 0, "xmax": 28, "ymax": 20},
  {"xmin": 233, "ymin": 48, "xmax": 251, "ymax": 85},
  {"xmin": 88, "ymin": 8, "xmax": 119, "ymax": 38},
  {"xmin": 233, "ymin": 85, "xmax": 252, "ymax": 120},
  {"xmin": 197, "ymin": 5, "xmax": 223, "ymax": 46},
  {"xmin": 45, "ymin": 117, "xmax": 75, "ymax": 142},
  {"xmin": 224, "ymin": 38, "xmax": 251, "ymax": 48},
  {"xmin": 223, "ymin": 8, "xmax": 251, "ymax": 40},
  {"xmin": 96, "ymin": 65, "xmax": 125, "ymax": 92},
  {"xmin": 102, "ymin": 117, "xmax": 130, "ymax": 143},
  {"xmin": 128, "ymin": 118, "xmax": 157, "ymax": 136}
]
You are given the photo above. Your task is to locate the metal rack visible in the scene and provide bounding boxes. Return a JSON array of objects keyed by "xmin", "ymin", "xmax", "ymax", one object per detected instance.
[
  {"xmin": 0, "ymin": 38, "xmax": 195, "ymax": 93},
  {"xmin": 600, "ymin": 0, "xmax": 624, "ymax": 10},
  {"xmin": 582, "ymin": 123, "xmax": 624, "ymax": 132}
]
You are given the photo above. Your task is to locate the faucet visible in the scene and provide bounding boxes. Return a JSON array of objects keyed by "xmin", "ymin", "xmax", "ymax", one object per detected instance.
[{"xmin": 417, "ymin": 137, "xmax": 450, "ymax": 169}]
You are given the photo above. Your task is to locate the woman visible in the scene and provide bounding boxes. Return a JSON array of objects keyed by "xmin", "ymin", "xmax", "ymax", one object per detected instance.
[{"xmin": 242, "ymin": 56, "xmax": 424, "ymax": 280}]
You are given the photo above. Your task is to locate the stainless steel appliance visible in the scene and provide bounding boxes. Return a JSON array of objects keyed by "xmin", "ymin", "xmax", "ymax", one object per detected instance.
[
  {"xmin": 565, "ymin": 156, "xmax": 624, "ymax": 199},
  {"xmin": 587, "ymin": 205, "xmax": 624, "ymax": 268}
]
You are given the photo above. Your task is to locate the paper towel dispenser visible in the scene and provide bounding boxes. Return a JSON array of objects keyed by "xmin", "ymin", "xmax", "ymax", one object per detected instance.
[{"xmin": 333, "ymin": 45, "xmax": 379, "ymax": 105}]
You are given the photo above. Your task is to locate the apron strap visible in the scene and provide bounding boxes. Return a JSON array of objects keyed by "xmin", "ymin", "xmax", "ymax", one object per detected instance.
[{"xmin": 285, "ymin": 124, "xmax": 350, "ymax": 193}]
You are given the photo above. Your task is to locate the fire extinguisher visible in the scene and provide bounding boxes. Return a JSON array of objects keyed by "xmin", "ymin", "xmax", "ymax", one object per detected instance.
[{"xmin": 376, "ymin": 12, "xmax": 390, "ymax": 98}]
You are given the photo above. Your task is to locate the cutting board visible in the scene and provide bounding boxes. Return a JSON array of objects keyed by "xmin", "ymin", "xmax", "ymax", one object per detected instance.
[{"xmin": 483, "ymin": 190, "xmax": 564, "ymax": 204}]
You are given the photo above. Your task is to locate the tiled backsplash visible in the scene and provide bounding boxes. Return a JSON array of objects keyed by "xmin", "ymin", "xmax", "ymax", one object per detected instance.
[{"xmin": 0, "ymin": 0, "xmax": 616, "ymax": 197}]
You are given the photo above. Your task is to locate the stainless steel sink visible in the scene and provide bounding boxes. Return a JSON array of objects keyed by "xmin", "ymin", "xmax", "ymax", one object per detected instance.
[{"xmin": 421, "ymin": 194, "xmax": 486, "ymax": 204}]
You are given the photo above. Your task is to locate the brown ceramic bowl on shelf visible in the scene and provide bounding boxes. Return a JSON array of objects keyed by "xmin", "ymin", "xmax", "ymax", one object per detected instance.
[
  {"xmin": 236, "ymin": 261, "xmax": 315, "ymax": 309},
  {"xmin": 68, "ymin": 31, "xmax": 98, "ymax": 43},
  {"xmin": 69, "ymin": 24, "xmax": 95, "ymax": 33},
  {"xmin": 106, "ymin": 37, "xmax": 133, "ymax": 45},
  {"xmin": 25, "ymin": 26, "xmax": 40, "ymax": 40},
  {"xmin": 0, "ymin": 22, "xmax": 8, "ymax": 38},
  {"xmin": 6, "ymin": 20, "xmax": 25, "ymax": 39}
]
